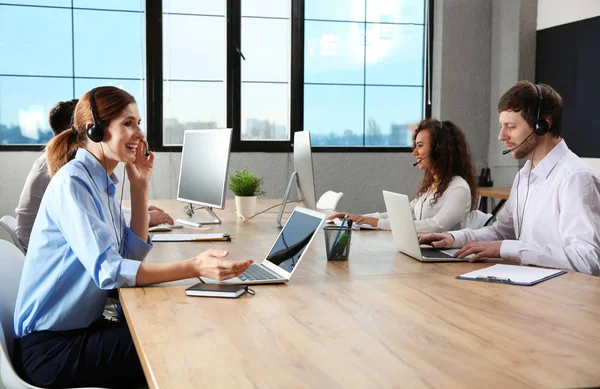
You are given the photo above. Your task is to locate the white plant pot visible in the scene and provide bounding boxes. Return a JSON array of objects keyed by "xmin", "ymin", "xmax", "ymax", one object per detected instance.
[{"xmin": 235, "ymin": 196, "xmax": 257, "ymax": 220}]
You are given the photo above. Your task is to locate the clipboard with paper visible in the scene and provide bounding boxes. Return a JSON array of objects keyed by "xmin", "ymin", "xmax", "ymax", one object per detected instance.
[{"xmin": 456, "ymin": 264, "xmax": 566, "ymax": 286}]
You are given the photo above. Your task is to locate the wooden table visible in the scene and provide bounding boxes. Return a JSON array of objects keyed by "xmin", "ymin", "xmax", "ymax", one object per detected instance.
[{"xmin": 120, "ymin": 199, "xmax": 600, "ymax": 389}]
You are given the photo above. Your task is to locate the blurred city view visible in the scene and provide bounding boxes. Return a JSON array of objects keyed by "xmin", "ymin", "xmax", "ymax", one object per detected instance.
[{"xmin": 1, "ymin": 0, "xmax": 425, "ymax": 148}]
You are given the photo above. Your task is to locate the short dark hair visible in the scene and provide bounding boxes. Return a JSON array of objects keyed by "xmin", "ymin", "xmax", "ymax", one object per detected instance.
[
  {"xmin": 497, "ymin": 81, "xmax": 563, "ymax": 137},
  {"xmin": 48, "ymin": 99, "xmax": 78, "ymax": 136}
]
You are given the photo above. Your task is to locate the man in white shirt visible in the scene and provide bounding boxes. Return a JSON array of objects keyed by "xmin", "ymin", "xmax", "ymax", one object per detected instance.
[
  {"xmin": 15, "ymin": 99, "xmax": 174, "ymax": 250},
  {"xmin": 419, "ymin": 81, "xmax": 600, "ymax": 276}
]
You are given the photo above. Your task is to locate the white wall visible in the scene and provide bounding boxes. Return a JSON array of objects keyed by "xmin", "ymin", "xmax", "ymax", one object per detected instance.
[{"xmin": 537, "ymin": 0, "xmax": 600, "ymax": 30}]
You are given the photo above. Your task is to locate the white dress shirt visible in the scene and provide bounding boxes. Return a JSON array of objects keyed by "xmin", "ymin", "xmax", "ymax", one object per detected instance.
[
  {"xmin": 366, "ymin": 176, "xmax": 472, "ymax": 232},
  {"xmin": 451, "ymin": 140, "xmax": 600, "ymax": 276},
  {"xmin": 15, "ymin": 154, "xmax": 51, "ymax": 250}
]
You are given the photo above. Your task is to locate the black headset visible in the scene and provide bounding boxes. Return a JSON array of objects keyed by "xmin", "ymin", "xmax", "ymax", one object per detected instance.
[
  {"xmin": 430, "ymin": 120, "xmax": 445, "ymax": 159},
  {"xmin": 87, "ymin": 87, "xmax": 106, "ymax": 143},
  {"xmin": 533, "ymin": 84, "xmax": 550, "ymax": 136}
]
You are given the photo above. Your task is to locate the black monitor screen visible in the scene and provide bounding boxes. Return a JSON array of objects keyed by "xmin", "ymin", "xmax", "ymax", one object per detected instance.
[{"xmin": 265, "ymin": 210, "xmax": 322, "ymax": 273}]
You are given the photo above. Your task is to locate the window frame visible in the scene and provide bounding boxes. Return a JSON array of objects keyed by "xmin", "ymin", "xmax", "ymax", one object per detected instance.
[
  {"xmin": 0, "ymin": 0, "xmax": 432, "ymax": 152},
  {"xmin": 0, "ymin": 2, "xmax": 145, "ymax": 151},
  {"xmin": 150, "ymin": 0, "xmax": 433, "ymax": 153}
]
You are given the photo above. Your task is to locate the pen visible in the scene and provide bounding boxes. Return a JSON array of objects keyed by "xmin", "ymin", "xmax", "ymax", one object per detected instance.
[{"xmin": 329, "ymin": 215, "xmax": 347, "ymax": 257}]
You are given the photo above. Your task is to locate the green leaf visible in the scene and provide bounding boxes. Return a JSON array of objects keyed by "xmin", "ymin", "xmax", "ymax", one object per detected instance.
[{"xmin": 228, "ymin": 169, "xmax": 266, "ymax": 197}]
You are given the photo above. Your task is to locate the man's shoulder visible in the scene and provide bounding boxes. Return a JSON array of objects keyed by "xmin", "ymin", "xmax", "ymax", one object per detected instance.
[{"xmin": 560, "ymin": 151, "xmax": 599, "ymax": 178}]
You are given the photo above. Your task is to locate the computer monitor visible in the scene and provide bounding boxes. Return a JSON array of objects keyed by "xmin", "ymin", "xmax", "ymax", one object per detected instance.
[
  {"xmin": 294, "ymin": 131, "xmax": 317, "ymax": 209},
  {"xmin": 277, "ymin": 131, "xmax": 317, "ymax": 226},
  {"xmin": 176, "ymin": 129, "xmax": 232, "ymax": 226}
]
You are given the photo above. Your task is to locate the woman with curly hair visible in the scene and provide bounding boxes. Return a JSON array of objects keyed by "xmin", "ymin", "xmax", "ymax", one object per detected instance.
[{"xmin": 328, "ymin": 118, "xmax": 478, "ymax": 232}]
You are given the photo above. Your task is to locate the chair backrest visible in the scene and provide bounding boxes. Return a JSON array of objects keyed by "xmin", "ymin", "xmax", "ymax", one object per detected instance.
[
  {"xmin": 465, "ymin": 210, "xmax": 493, "ymax": 230},
  {"xmin": 0, "ymin": 221, "xmax": 25, "ymax": 255},
  {"xmin": 1, "ymin": 215, "xmax": 17, "ymax": 231},
  {"xmin": 0, "ymin": 240, "xmax": 32, "ymax": 389}
]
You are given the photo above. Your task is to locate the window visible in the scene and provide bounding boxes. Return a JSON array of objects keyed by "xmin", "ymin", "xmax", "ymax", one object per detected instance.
[
  {"xmin": 0, "ymin": 2, "xmax": 146, "ymax": 148},
  {"xmin": 161, "ymin": 1, "xmax": 226, "ymax": 146},
  {"xmin": 240, "ymin": 0, "xmax": 291, "ymax": 141},
  {"xmin": 304, "ymin": 0, "xmax": 428, "ymax": 148}
]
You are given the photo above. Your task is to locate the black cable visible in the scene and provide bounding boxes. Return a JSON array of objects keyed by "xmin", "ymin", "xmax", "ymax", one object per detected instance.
[
  {"xmin": 241, "ymin": 199, "xmax": 303, "ymax": 222},
  {"xmin": 516, "ymin": 150, "xmax": 534, "ymax": 240},
  {"xmin": 100, "ymin": 143, "xmax": 122, "ymax": 252}
]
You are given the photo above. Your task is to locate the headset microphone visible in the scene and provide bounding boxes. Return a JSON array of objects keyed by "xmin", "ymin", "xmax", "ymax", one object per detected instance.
[
  {"xmin": 142, "ymin": 140, "xmax": 150, "ymax": 157},
  {"xmin": 413, "ymin": 155, "xmax": 430, "ymax": 167},
  {"xmin": 501, "ymin": 131, "xmax": 536, "ymax": 155}
]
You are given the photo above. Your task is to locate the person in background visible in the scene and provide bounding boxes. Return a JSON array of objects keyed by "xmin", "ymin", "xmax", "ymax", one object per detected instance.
[
  {"xmin": 12, "ymin": 86, "xmax": 253, "ymax": 388},
  {"xmin": 329, "ymin": 118, "xmax": 478, "ymax": 233},
  {"xmin": 419, "ymin": 81, "xmax": 600, "ymax": 275},
  {"xmin": 15, "ymin": 99, "xmax": 173, "ymax": 250}
]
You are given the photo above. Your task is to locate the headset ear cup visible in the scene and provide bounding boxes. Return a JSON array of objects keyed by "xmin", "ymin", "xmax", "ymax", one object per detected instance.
[
  {"xmin": 87, "ymin": 124, "xmax": 103, "ymax": 143},
  {"xmin": 534, "ymin": 120, "xmax": 549, "ymax": 136}
]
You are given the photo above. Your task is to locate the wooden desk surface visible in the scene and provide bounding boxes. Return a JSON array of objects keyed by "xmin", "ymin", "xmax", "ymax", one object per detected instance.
[
  {"xmin": 478, "ymin": 186, "xmax": 511, "ymax": 200},
  {"xmin": 120, "ymin": 199, "xmax": 600, "ymax": 389}
]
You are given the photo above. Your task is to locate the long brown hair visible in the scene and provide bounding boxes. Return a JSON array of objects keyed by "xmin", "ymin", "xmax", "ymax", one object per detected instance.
[
  {"xmin": 46, "ymin": 86, "xmax": 136, "ymax": 176},
  {"xmin": 413, "ymin": 119, "xmax": 478, "ymax": 211}
]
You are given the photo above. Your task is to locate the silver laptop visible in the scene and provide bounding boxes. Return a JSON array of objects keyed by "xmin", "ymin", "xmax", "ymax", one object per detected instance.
[
  {"xmin": 383, "ymin": 190, "xmax": 469, "ymax": 262},
  {"xmin": 201, "ymin": 207, "xmax": 326, "ymax": 284}
]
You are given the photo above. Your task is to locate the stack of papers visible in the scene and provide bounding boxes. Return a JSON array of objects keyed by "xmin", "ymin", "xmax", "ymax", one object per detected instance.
[{"xmin": 151, "ymin": 233, "xmax": 230, "ymax": 242}]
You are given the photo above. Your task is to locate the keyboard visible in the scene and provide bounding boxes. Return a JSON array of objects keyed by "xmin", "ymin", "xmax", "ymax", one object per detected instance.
[
  {"xmin": 148, "ymin": 224, "xmax": 183, "ymax": 232},
  {"xmin": 238, "ymin": 264, "xmax": 279, "ymax": 281},
  {"xmin": 420, "ymin": 247, "xmax": 455, "ymax": 259}
]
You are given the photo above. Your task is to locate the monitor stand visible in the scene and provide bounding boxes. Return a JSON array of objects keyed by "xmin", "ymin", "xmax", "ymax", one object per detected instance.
[
  {"xmin": 277, "ymin": 171, "xmax": 304, "ymax": 227},
  {"xmin": 176, "ymin": 203, "xmax": 222, "ymax": 228}
]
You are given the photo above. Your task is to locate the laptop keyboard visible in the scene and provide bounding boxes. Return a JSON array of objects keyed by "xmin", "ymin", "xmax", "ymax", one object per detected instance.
[
  {"xmin": 238, "ymin": 264, "xmax": 279, "ymax": 281},
  {"xmin": 420, "ymin": 247, "xmax": 455, "ymax": 259}
]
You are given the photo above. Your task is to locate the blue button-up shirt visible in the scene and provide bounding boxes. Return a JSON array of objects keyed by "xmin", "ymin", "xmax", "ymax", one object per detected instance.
[{"xmin": 14, "ymin": 148, "xmax": 152, "ymax": 337}]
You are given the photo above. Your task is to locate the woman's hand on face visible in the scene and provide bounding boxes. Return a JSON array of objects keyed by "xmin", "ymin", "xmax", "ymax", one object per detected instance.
[
  {"xmin": 126, "ymin": 140, "xmax": 154, "ymax": 189},
  {"xmin": 193, "ymin": 249, "xmax": 253, "ymax": 281}
]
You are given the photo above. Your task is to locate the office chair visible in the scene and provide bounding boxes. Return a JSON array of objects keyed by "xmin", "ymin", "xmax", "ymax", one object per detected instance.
[
  {"xmin": 0, "ymin": 216, "xmax": 16, "ymax": 231},
  {"xmin": 0, "ymin": 240, "xmax": 106, "ymax": 389},
  {"xmin": 0, "ymin": 221, "xmax": 25, "ymax": 255},
  {"xmin": 465, "ymin": 210, "xmax": 493, "ymax": 229}
]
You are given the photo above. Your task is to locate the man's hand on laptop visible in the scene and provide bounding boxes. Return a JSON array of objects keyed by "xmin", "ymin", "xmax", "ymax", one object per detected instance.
[
  {"xmin": 454, "ymin": 241, "xmax": 501, "ymax": 262},
  {"xmin": 418, "ymin": 233, "xmax": 455, "ymax": 249},
  {"xmin": 194, "ymin": 249, "xmax": 253, "ymax": 280}
]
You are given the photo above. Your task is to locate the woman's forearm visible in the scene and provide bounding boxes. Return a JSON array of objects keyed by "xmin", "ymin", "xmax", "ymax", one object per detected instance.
[
  {"xmin": 136, "ymin": 258, "xmax": 197, "ymax": 286},
  {"xmin": 130, "ymin": 184, "xmax": 149, "ymax": 241}
]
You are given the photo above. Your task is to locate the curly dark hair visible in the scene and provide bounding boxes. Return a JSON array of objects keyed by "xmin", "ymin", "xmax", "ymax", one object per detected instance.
[{"xmin": 413, "ymin": 119, "xmax": 478, "ymax": 211}]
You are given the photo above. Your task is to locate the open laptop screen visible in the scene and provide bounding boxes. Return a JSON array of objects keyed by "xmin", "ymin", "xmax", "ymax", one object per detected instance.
[{"xmin": 264, "ymin": 210, "xmax": 323, "ymax": 273}]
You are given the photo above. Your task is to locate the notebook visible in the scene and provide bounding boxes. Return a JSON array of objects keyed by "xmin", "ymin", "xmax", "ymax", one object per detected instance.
[
  {"xmin": 457, "ymin": 264, "xmax": 567, "ymax": 286},
  {"xmin": 186, "ymin": 283, "xmax": 247, "ymax": 298},
  {"xmin": 151, "ymin": 233, "xmax": 231, "ymax": 242}
]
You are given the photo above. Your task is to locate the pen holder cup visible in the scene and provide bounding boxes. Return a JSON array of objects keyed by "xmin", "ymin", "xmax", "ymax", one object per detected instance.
[{"xmin": 324, "ymin": 226, "xmax": 352, "ymax": 261}]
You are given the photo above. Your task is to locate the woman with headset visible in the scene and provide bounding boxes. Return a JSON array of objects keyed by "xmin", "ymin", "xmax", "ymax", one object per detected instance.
[
  {"xmin": 12, "ymin": 86, "xmax": 253, "ymax": 388},
  {"xmin": 328, "ymin": 118, "xmax": 478, "ymax": 232}
]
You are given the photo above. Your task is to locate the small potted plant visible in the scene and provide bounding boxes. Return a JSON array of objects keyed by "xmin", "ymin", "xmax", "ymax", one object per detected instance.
[{"xmin": 228, "ymin": 169, "xmax": 266, "ymax": 219}]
